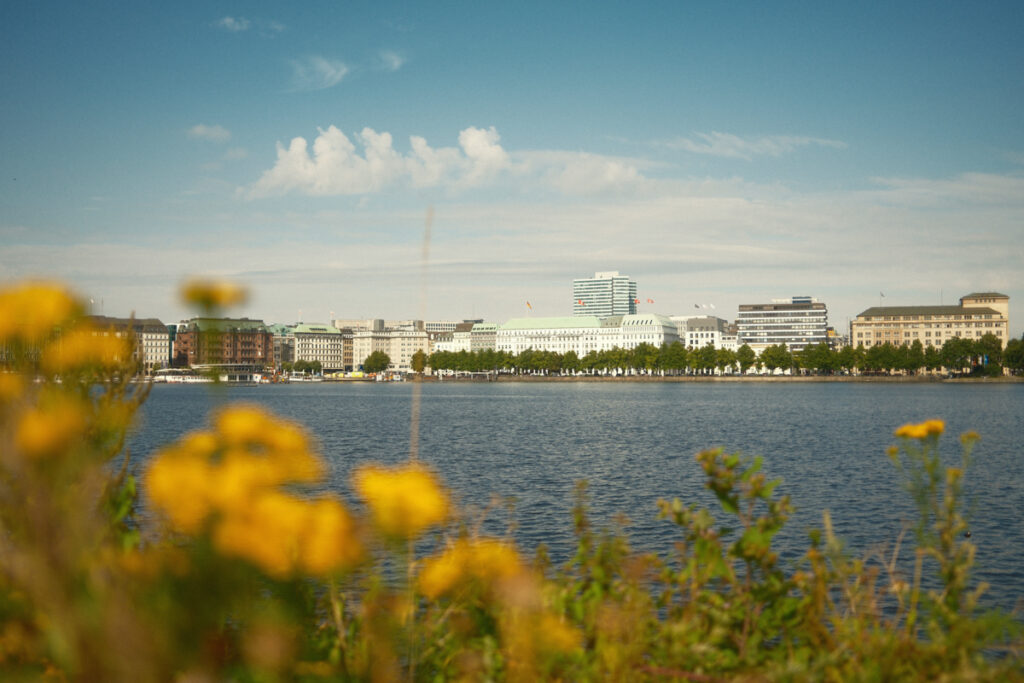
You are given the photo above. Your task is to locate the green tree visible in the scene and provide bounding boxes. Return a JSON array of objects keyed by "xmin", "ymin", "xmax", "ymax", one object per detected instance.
[
  {"xmin": 1005, "ymin": 336, "xmax": 1024, "ymax": 374},
  {"xmin": 310, "ymin": 360, "xmax": 322, "ymax": 375},
  {"xmin": 363, "ymin": 350, "xmax": 391, "ymax": 373},
  {"xmin": 715, "ymin": 347, "xmax": 737, "ymax": 374},
  {"xmin": 736, "ymin": 344, "xmax": 756, "ymax": 374},
  {"xmin": 411, "ymin": 349, "xmax": 427, "ymax": 373}
]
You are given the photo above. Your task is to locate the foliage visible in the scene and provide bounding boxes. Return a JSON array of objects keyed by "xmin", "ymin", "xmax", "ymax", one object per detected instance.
[
  {"xmin": 1, "ymin": 281, "xmax": 1022, "ymax": 681},
  {"xmin": 363, "ymin": 350, "xmax": 391, "ymax": 373},
  {"xmin": 410, "ymin": 349, "xmax": 427, "ymax": 374}
]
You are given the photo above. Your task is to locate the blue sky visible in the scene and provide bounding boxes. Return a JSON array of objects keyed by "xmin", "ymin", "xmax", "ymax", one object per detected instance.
[{"xmin": 2, "ymin": 1, "xmax": 1022, "ymax": 336}]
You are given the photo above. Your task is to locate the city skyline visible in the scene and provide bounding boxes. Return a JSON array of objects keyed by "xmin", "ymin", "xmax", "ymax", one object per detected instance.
[{"xmin": 2, "ymin": 2, "xmax": 1022, "ymax": 338}]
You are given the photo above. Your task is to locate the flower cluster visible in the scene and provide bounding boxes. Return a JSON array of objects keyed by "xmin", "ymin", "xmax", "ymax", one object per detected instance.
[
  {"xmin": 353, "ymin": 462, "xmax": 449, "ymax": 538},
  {"xmin": 145, "ymin": 404, "xmax": 362, "ymax": 577},
  {"xmin": 181, "ymin": 278, "xmax": 247, "ymax": 311},
  {"xmin": 0, "ymin": 282, "xmax": 80, "ymax": 344},
  {"xmin": 894, "ymin": 418, "xmax": 945, "ymax": 439}
]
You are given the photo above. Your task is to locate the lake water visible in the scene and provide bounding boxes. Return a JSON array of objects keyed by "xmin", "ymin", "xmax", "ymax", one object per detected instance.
[{"xmin": 129, "ymin": 380, "xmax": 1024, "ymax": 611}]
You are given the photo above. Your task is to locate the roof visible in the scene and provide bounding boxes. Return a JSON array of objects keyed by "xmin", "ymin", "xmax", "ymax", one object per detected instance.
[
  {"xmin": 855, "ymin": 305, "xmax": 1001, "ymax": 318},
  {"xmin": 186, "ymin": 317, "xmax": 268, "ymax": 333},
  {"xmin": 500, "ymin": 316, "xmax": 601, "ymax": 331},
  {"xmin": 962, "ymin": 292, "xmax": 1008, "ymax": 299},
  {"xmin": 621, "ymin": 313, "xmax": 675, "ymax": 327},
  {"xmin": 471, "ymin": 322, "xmax": 498, "ymax": 331},
  {"xmin": 292, "ymin": 322, "xmax": 340, "ymax": 335}
]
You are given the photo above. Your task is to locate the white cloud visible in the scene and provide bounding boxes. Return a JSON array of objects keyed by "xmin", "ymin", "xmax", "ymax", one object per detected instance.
[
  {"xmin": 187, "ymin": 124, "xmax": 231, "ymax": 142},
  {"xmin": 246, "ymin": 125, "xmax": 518, "ymax": 197},
  {"xmin": 245, "ymin": 125, "xmax": 654, "ymax": 198},
  {"xmin": 215, "ymin": 16, "xmax": 250, "ymax": 32},
  {"xmin": 663, "ymin": 132, "xmax": 846, "ymax": 160},
  {"xmin": 379, "ymin": 50, "xmax": 405, "ymax": 71},
  {"xmin": 289, "ymin": 57, "xmax": 348, "ymax": 91}
]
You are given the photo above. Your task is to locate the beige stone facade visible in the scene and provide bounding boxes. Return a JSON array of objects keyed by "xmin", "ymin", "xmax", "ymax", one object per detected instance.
[{"xmin": 850, "ymin": 292, "xmax": 1009, "ymax": 349}]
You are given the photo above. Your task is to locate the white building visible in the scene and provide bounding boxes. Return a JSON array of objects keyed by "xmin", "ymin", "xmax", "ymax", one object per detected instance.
[
  {"xmin": 736, "ymin": 296, "xmax": 828, "ymax": 352},
  {"xmin": 293, "ymin": 323, "xmax": 344, "ymax": 371},
  {"xmin": 670, "ymin": 315, "xmax": 737, "ymax": 350},
  {"xmin": 572, "ymin": 271, "xmax": 637, "ymax": 318},
  {"xmin": 496, "ymin": 314, "xmax": 678, "ymax": 357},
  {"xmin": 388, "ymin": 328, "xmax": 430, "ymax": 371},
  {"xmin": 470, "ymin": 322, "xmax": 498, "ymax": 351},
  {"xmin": 88, "ymin": 316, "xmax": 170, "ymax": 374}
]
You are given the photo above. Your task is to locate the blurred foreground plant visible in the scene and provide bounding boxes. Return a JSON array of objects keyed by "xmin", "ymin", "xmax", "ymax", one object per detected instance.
[{"xmin": 1, "ymin": 281, "xmax": 1021, "ymax": 681}]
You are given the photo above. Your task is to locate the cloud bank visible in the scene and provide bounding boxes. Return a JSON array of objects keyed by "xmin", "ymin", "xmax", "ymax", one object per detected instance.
[{"xmin": 245, "ymin": 125, "xmax": 644, "ymax": 198}]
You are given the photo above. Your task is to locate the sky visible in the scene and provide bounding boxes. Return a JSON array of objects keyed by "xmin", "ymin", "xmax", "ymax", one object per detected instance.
[{"xmin": 2, "ymin": 1, "xmax": 1022, "ymax": 337}]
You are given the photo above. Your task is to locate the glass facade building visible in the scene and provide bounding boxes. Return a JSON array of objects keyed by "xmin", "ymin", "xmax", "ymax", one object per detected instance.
[
  {"xmin": 572, "ymin": 271, "xmax": 637, "ymax": 318},
  {"xmin": 736, "ymin": 296, "xmax": 828, "ymax": 351}
]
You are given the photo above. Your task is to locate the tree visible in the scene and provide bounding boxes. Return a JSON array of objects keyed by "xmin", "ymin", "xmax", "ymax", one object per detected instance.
[
  {"xmin": 715, "ymin": 348, "xmax": 737, "ymax": 375},
  {"xmin": 736, "ymin": 344, "xmax": 756, "ymax": 374},
  {"xmin": 760, "ymin": 344, "xmax": 791, "ymax": 374},
  {"xmin": 411, "ymin": 349, "xmax": 427, "ymax": 374},
  {"xmin": 310, "ymin": 360, "xmax": 322, "ymax": 375},
  {"xmin": 363, "ymin": 350, "xmax": 391, "ymax": 374},
  {"xmin": 1004, "ymin": 336, "xmax": 1024, "ymax": 374}
]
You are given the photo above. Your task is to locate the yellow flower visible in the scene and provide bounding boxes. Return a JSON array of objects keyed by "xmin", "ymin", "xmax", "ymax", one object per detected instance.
[
  {"xmin": 213, "ymin": 491, "xmax": 307, "ymax": 578},
  {"xmin": 419, "ymin": 538, "xmax": 523, "ymax": 599},
  {"xmin": 144, "ymin": 451, "xmax": 216, "ymax": 533},
  {"xmin": 0, "ymin": 282, "xmax": 80, "ymax": 344},
  {"xmin": 41, "ymin": 327, "xmax": 132, "ymax": 374},
  {"xmin": 213, "ymin": 404, "xmax": 323, "ymax": 483},
  {"xmin": 300, "ymin": 498, "xmax": 363, "ymax": 575},
  {"xmin": 0, "ymin": 372, "xmax": 27, "ymax": 405},
  {"xmin": 536, "ymin": 612, "xmax": 581, "ymax": 654},
  {"xmin": 14, "ymin": 396, "xmax": 88, "ymax": 459},
  {"xmin": 181, "ymin": 278, "xmax": 247, "ymax": 310},
  {"xmin": 894, "ymin": 419, "xmax": 945, "ymax": 440},
  {"xmin": 353, "ymin": 462, "xmax": 449, "ymax": 538}
]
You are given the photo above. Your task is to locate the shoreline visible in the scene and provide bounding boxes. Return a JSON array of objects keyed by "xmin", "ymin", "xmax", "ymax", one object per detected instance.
[{"xmin": 425, "ymin": 374, "xmax": 1024, "ymax": 384}]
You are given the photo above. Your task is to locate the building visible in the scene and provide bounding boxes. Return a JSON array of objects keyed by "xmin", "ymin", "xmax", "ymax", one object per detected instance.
[
  {"xmin": 293, "ymin": 323, "xmax": 345, "ymax": 372},
  {"xmin": 496, "ymin": 314, "xmax": 678, "ymax": 357},
  {"xmin": 387, "ymin": 327, "xmax": 430, "ymax": 372},
  {"xmin": 87, "ymin": 315, "xmax": 170, "ymax": 374},
  {"xmin": 850, "ymin": 292, "xmax": 1010, "ymax": 349},
  {"xmin": 432, "ymin": 322, "xmax": 474, "ymax": 353},
  {"xmin": 267, "ymin": 323, "xmax": 295, "ymax": 371},
  {"xmin": 670, "ymin": 315, "xmax": 737, "ymax": 350},
  {"xmin": 736, "ymin": 296, "xmax": 828, "ymax": 352},
  {"xmin": 572, "ymin": 271, "xmax": 637, "ymax": 318},
  {"xmin": 173, "ymin": 318, "xmax": 274, "ymax": 368},
  {"xmin": 470, "ymin": 322, "xmax": 498, "ymax": 352}
]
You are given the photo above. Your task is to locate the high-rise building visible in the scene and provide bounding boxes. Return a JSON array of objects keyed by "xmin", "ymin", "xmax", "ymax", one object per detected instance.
[
  {"xmin": 736, "ymin": 296, "xmax": 828, "ymax": 352},
  {"xmin": 573, "ymin": 271, "xmax": 637, "ymax": 318}
]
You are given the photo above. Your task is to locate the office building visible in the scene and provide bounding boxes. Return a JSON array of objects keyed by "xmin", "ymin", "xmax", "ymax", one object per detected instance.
[
  {"xmin": 850, "ymin": 292, "xmax": 1010, "ymax": 349},
  {"xmin": 736, "ymin": 296, "xmax": 828, "ymax": 352},
  {"xmin": 573, "ymin": 271, "xmax": 637, "ymax": 318}
]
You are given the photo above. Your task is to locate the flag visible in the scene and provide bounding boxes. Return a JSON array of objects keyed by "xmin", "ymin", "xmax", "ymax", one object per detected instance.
[
  {"xmin": 880, "ymin": 292, "xmax": 885, "ymax": 297},
  {"xmin": 646, "ymin": 298, "xmax": 654, "ymax": 303},
  {"xmin": 634, "ymin": 298, "xmax": 640, "ymax": 304},
  {"xmin": 578, "ymin": 299, "xmax": 584, "ymax": 305},
  {"xmin": 694, "ymin": 304, "xmax": 699, "ymax": 309},
  {"xmin": 526, "ymin": 301, "xmax": 532, "ymax": 310}
]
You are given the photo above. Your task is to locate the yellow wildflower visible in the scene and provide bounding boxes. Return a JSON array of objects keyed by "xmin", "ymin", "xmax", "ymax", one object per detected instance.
[
  {"xmin": 419, "ymin": 538, "xmax": 523, "ymax": 599},
  {"xmin": 0, "ymin": 372, "xmax": 26, "ymax": 405},
  {"xmin": 0, "ymin": 282, "xmax": 79, "ymax": 344},
  {"xmin": 300, "ymin": 498, "xmax": 363, "ymax": 575},
  {"xmin": 144, "ymin": 451, "xmax": 216, "ymax": 533},
  {"xmin": 14, "ymin": 396, "xmax": 87, "ymax": 459},
  {"xmin": 41, "ymin": 327, "xmax": 132, "ymax": 374},
  {"xmin": 894, "ymin": 418, "xmax": 945, "ymax": 439},
  {"xmin": 536, "ymin": 612, "xmax": 581, "ymax": 654},
  {"xmin": 213, "ymin": 491, "xmax": 308, "ymax": 578},
  {"xmin": 353, "ymin": 462, "xmax": 449, "ymax": 538},
  {"xmin": 213, "ymin": 404, "xmax": 323, "ymax": 482},
  {"xmin": 181, "ymin": 278, "xmax": 247, "ymax": 310}
]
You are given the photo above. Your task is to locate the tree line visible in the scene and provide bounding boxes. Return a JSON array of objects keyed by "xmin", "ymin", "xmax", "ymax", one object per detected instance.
[{"xmin": 426, "ymin": 333, "xmax": 1024, "ymax": 376}]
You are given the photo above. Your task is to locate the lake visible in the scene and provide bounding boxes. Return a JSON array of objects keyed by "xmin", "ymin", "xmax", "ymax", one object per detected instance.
[{"xmin": 129, "ymin": 380, "xmax": 1024, "ymax": 611}]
